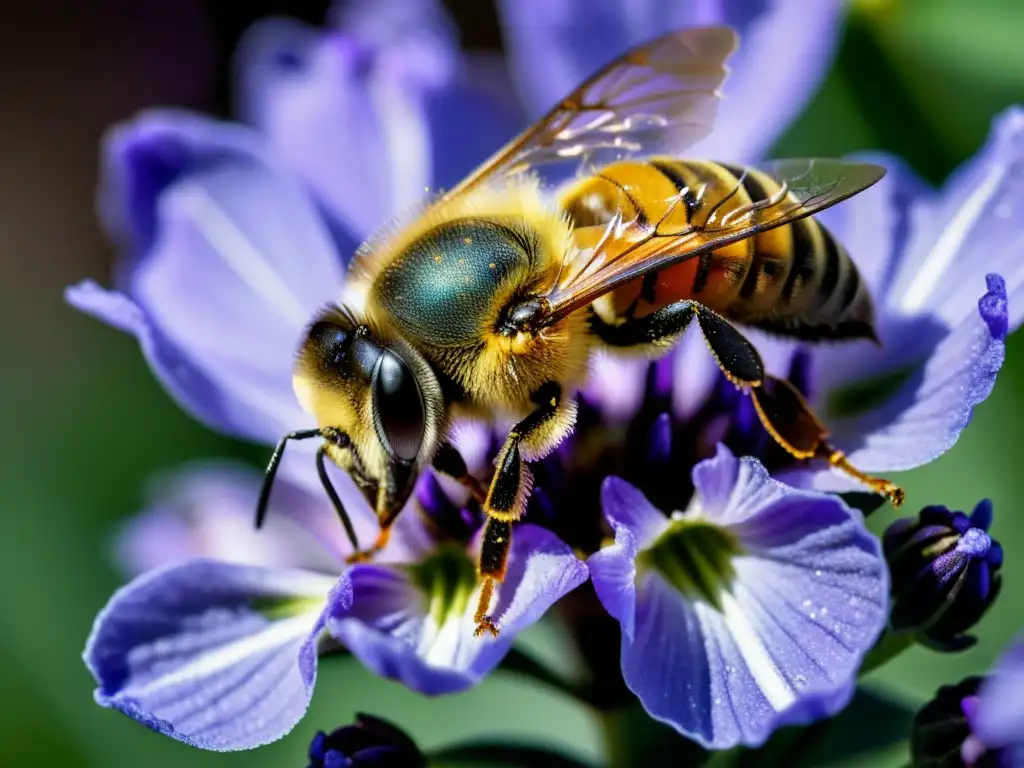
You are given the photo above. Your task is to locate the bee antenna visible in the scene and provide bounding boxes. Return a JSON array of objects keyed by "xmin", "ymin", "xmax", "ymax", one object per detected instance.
[
  {"xmin": 255, "ymin": 428, "xmax": 323, "ymax": 529},
  {"xmin": 315, "ymin": 443, "xmax": 361, "ymax": 553}
]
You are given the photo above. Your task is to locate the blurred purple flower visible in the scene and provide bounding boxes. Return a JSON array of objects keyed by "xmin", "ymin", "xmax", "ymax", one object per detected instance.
[
  {"xmin": 498, "ymin": 0, "xmax": 844, "ymax": 163},
  {"xmin": 964, "ymin": 633, "xmax": 1024, "ymax": 766},
  {"xmin": 912, "ymin": 633, "xmax": 1024, "ymax": 767},
  {"xmin": 85, "ymin": 461, "xmax": 586, "ymax": 750},
  {"xmin": 66, "ymin": 0, "xmax": 518, "ymax": 474},
  {"xmin": 114, "ymin": 459, "xmax": 361, "ymax": 576},
  {"xmin": 588, "ymin": 445, "xmax": 888, "ymax": 749}
]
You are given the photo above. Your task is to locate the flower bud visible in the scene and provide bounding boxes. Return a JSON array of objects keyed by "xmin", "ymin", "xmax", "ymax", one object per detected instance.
[
  {"xmin": 307, "ymin": 713, "xmax": 426, "ymax": 768},
  {"xmin": 884, "ymin": 500, "xmax": 1003, "ymax": 651},
  {"xmin": 911, "ymin": 677, "xmax": 981, "ymax": 767}
]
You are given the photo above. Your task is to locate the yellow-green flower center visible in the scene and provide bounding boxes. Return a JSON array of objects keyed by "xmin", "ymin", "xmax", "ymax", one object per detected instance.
[
  {"xmin": 408, "ymin": 545, "xmax": 478, "ymax": 626},
  {"xmin": 639, "ymin": 518, "xmax": 744, "ymax": 611},
  {"xmin": 251, "ymin": 595, "xmax": 326, "ymax": 621}
]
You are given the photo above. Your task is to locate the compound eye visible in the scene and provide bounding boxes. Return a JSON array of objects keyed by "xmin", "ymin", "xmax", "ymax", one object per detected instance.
[{"xmin": 372, "ymin": 350, "xmax": 425, "ymax": 462}]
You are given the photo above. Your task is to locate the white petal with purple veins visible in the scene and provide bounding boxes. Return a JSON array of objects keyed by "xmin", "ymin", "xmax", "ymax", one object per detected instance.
[
  {"xmin": 592, "ymin": 448, "xmax": 887, "ymax": 748},
  {"xmin": 327, "ymin": 524, "xmax": 587, "ymax": 695}
]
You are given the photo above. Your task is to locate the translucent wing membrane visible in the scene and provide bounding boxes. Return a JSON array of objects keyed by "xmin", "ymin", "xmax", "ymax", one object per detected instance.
[
  {"xmin": 543, "ymin": 159, "xmax": 887, "ymax": 321},
  {"xmin": 441, "ymin": 26, "xmax": 738, "ymax": 197}
]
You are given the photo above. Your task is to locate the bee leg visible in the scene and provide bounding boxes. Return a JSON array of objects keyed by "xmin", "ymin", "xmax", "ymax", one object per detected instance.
[
  {"xmin": 748, "ymin": 374, "xmax": 904, "ymax": 506},
  {"xmin": 345, "ymin": 507, "xmax": 401, "ymax": 565},
  {"xmin": 589, "ymin": 299, "xmax": 697, "ymax": 349},
  {"xmin": 314, "ymin": 443, "xmax": 365, "ymax": 555},
  {"xmin": 591, "ymin": 300, "xmax": 765, "ymax": 387},
  {"xmin": 597, "ymin": 301, "xmax": 905, "ymax": 506},
  {"xmin": 743, "ymin": 371, "xmax": 905, "ymax": 508},
  {"xmin": 474, "ymin": 518, "xmax": 512, "ymax": 638},
  {"xmin": 473, "ymin": 382, "xmax": 562, "ymax": 637},
  {"xmin": 432, "ymin": 441, "xmax": 487, "ymax": 503}
]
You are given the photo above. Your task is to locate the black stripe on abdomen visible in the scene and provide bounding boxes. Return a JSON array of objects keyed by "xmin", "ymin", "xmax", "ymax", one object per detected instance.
[
  {"xmin": 782, "ymin": 218, "xmax": 817, "ymax": 306},
  {"xmin": 720, "ymin": 164, "xmax": 769, "ymax": 301},
  {"xmin": 650, "ymin": 159, "xmax": 700, "ymax": 220},
  {"xmin": 818, "ymin": 227, "xmax": 842, "ymax": 307}
]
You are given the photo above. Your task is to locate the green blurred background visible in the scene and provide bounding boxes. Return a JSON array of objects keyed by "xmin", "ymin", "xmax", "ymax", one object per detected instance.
[{"xmin": 1, "ymin": 0, "xmax": 1022, "ymax": 765}]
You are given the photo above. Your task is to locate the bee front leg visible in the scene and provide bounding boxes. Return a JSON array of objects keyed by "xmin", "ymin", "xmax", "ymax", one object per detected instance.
[
  {"xmin": 473, "ymin": 382, "xmax": 562, "ymax": 638},
  {"xmin": 432, "ymin": 441, "xmax": 487, "ymax": 503}
]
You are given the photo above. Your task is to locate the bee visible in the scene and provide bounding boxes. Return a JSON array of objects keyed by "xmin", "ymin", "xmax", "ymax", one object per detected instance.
[{"xmin": 256, "ymin": 25, "xmax": 904, "ymax": 638}]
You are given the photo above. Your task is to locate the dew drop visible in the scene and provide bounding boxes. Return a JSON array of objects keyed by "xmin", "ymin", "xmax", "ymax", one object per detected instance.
[
  {"xmin": 814, "ymin": 570, "xmax": 823, "ymax": 577},
  {"xmin": 793, "ymin": 674, "xmax": 808, "ymax": 690},
  {"xmin": 848, "ymin": 595, "xmax": 861, "ymax": 607},
  {"xmin": 820, "ymin": 606, "xmax": 829, "ymax": 616},
  {"xmin": 802, "ymin": 599, "xmax": 812, "ymax": 608}
]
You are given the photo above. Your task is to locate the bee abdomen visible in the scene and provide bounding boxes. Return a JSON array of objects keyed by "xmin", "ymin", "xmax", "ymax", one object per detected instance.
[
  {"xmin": 558, "ymin": 158, "xmax": 875, "ymax": 340},
  {"xmin": 712, "ymin": 162, "xmax": 875, "ymax": 341}
]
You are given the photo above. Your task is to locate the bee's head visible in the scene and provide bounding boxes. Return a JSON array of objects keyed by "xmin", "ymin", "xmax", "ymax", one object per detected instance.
[{"xmin": 292, "ymin": 306, "xmax": 443, "ymax": 520}]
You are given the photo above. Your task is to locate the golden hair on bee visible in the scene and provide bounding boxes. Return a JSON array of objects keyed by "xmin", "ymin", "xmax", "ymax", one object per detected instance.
[{"xmin": 346, "ymin": 176, "xmax": 592, "ymax": 424}]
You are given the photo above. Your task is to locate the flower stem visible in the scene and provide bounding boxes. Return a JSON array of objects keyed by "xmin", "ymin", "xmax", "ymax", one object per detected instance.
[
  {"xmin": 498, "ymin": 647, "xmax": 588, "ymax": 702},
  {"xmin": 599, "ymin": 705, "xmax": 710, "ymax": 768},
  {"xmin": 859, "ymin": 628, "xmax": 917, "ymax": 677}
]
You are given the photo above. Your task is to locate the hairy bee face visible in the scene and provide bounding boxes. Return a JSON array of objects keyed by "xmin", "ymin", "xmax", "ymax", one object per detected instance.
[{"xmin": 293, "ymin": 308, "xmax": 443, "ymax": 520}]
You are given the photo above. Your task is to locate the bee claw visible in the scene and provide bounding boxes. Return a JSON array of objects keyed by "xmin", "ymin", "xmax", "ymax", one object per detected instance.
[
  {"xmin": 474, "ymin": 618, "xmax": 500, "ymax": 638},
  {"xmin": 345, "ymin": 549, "xmax": 376, "ymax": 565},
  {"xmin": 881, "ymin": 483, "xmax": 905, "ymax": 509}
]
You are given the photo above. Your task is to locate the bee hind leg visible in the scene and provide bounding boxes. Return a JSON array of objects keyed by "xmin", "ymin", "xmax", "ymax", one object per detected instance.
[
  {"xmin": 748, "ymin": 370, "xmax": 905, "ymax": 508},
  {"xmin": 596, "ymin": 299, "xmax": 904, "ymax": 507},
  {"xmin": 686, "ymin": 311, "xmax": 904, "ymax": 507},
  {"xmin": 472, "ymin": 382, "xmax": 562, "ymax": 637}
]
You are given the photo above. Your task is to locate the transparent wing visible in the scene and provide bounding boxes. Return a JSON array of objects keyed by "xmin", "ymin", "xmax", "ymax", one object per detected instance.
[
  {"xmin": 542, "ymin": 159, "xmax": 887, "ymax": 320},
  {"xmin": 439, "ymin": 26, "xmax": 738, "ymax": 198}
]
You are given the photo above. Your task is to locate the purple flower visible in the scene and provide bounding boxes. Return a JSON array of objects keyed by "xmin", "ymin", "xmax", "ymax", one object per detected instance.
[
  {"xmin": 587, "ymin": 445, "xmax": 888, "ymax": 749},
  {"xmin": 85, "ymin": 462, "xmax": 586, "ymax": 750},
  {"xmin": 884, "ymin": 500, "xmax": 1003, "ymax": 652},
  {"xmin": 912, "ymin": 634, "xmax": 1024, "ymax": 768},
  {"xmin": 965, "ymin": 633, "xmax": 1024, "ymax": 766},
  {"xmin": 498, "ymin": 0, "xmax": 844, "ymax": 163},
  {"xmin": 307, "ymin": 713, "xmax": 426, "ymax": 768}
]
